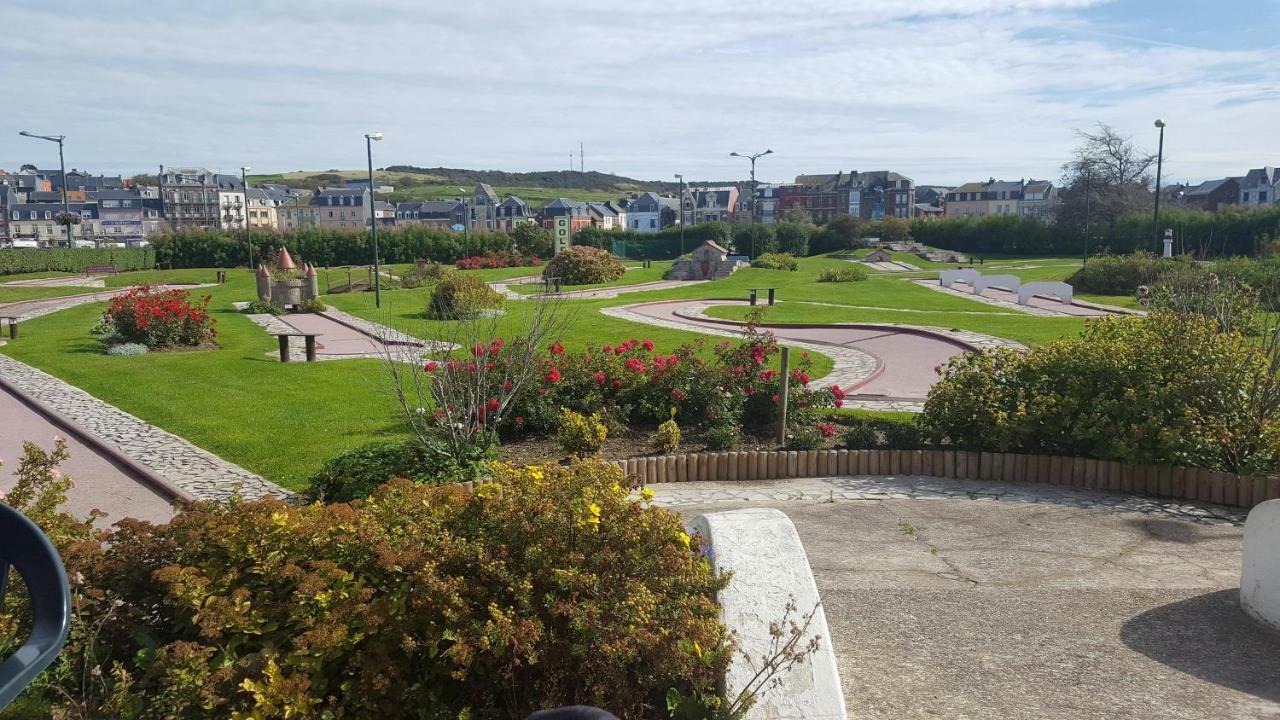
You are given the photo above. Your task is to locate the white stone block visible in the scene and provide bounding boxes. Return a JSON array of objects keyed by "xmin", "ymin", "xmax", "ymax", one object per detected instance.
[{"xmin": 1242, "ymin": 498, "xmax": 1280, "ymax": 630}]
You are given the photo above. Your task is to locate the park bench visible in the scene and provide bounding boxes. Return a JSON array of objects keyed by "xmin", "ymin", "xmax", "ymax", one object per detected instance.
[
  {"xmin": 0, "ymin": 316, "xmax": 18, "ymax": 340},
  {"xmin": 747, "ymin": 287, "xmax": 776, "ymax": 306},
  {"xmin": 271, "ymin": 331, "xmax": 320, "ymax": 363},
  {"xmin": 83, "ymin": 265, "xmax": 117, "ymax": 275}
]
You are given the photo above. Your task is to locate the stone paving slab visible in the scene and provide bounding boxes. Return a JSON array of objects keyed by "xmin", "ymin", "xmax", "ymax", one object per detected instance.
[{"xmin": 0, "ymin": 354, "xmax": 289, "ymax": 502}]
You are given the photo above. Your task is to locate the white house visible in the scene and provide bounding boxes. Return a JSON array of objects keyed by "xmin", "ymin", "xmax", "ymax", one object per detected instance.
[
  {"xmin": 624, "ymin": 191, "xmax": 676, "ymax": 233},
  {"xmin": 1238, "ymin": 167, "xmax": 1279, "ymax": 207}
]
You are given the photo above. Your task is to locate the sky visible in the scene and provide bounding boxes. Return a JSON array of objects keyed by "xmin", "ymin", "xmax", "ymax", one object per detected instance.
[{"xmin": 1, "ymin": 0, "xmax": 1277, "ymax": 187}]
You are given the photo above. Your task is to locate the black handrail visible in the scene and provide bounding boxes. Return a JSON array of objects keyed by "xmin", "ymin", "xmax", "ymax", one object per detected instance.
[{"xmin": 0, "ymin": 503, "xmax": 72, "ymax": 710}]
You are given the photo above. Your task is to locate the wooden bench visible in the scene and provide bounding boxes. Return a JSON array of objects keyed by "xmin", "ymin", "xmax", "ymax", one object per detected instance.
[
  {"xmin": 271, "ymin": 332, "xmax": 320, "ymax": 362},
  {"xmin": 747, "ymin": 288, "xmax": 776, "ymax": 306},
  {"xmin": 0, "ymin": 316, "xmax": 17, "ymax": 340},
  {"xmin": 83, "ymin": 265, "xmax": 117, "ymax": 275}
]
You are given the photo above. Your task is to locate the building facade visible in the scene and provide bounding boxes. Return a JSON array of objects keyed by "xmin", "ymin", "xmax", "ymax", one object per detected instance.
[
  {"xmin": 781, "ymin": 171, "xmax": 915, "ymax": 223},
  {"xmin": 395, "ymin": 200, "xmax": 465, "ymax": 229},
  {"xmin": 623, "ymin": 192, "xmax": 677, "ymax": 233},
  {"xmin": 1184, "ymin": 178, "xmax": 1241, "ymax": 212},
  {"xmin": 495, "ymin": 196, "xmax": 533, "ymax": 230},
  {"xmin": 313, "ymin": 187, "xmax": 372, "ymax": 230},
  {"xmin": 159, "ymin": 166, "xmax": 222, "ymax": 229},
  {"xmin": 1238, "ymin": 167, "xmax": 1279, "ymax": 207},
  {"xmin": 541, "ymin": 198, "xmax": 594, "ymax": 232}
]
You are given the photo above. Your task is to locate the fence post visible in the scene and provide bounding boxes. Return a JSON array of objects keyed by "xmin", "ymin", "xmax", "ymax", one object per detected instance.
[{"xmin": 777, "ymin": 347, "xmax": 790, "ymax": 446}]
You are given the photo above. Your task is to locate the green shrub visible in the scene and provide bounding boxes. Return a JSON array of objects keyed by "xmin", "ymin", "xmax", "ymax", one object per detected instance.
[
  {"xmin": 842, "ymin": 420, "xmax": 879, "ymax": 449},
  {"xmin": 774, "ymin": 222, "xmax": 812, "ymax": 256},
  {"xmin": 1066, "ymin": 252, "xmax": 1183, "ymax": 295},
  {"xmin": 555, "ymin": 408, "xmax": 608, "ymax": 456},
  {"xmin": 296, "ymin": 297, "xmax": 328, "ymax": 313},
  {"xmin": 542, "ymin": 246, "xmax": 625, "ymax": 285},
  {"xmin": 511, "ymin": 223, "xmax": 554, "ymax": 258},
  {"xmin": 1148, "ymin": 268, "xmax": 1261, "ymax": 334},
  {"xmin": 881, "ymin": 419, "xmax": 924, "ymax": 450},
  {"xmin": 703, "ymin": 422, "xmax": 743, "ymax": 450},
  {"xmin": 427, "ymin": 272, "xmax": 504, "ymax": 319},
  {"xmin": 305, "ymin": 440, "xmax": 477, "ymax": 502},
  {"xmin": 240, "ymin": 299, "xmax": 281, "ymax": 315},
  {"xmin": 653, "ymin": 416, "xmax": 681, "ymax": 453},
  {"xmin": 399, "ymin": 262, "xmax": 449, "ymax": 289},
  {"xmin": 920, "ymin": 311, "xmax": 1280, "ymax": 473},
  {"xmin": 104, "ymin": 342, "xmax": 147, "ymax": 356},
  {"xmin": 841, "ymin": 416, "xmax": 924, "ymax": 450},
  {"xmin": 785, "ymin": 425, "xmax": 825, "ymax": 450},
  {"xmin": 817, "ymin": 265, "xmax": 868, "ymax": 283},
  {"xmin": 5, "ymin": 459, "xmax": 729, "ymax": 719},
  {"xmin": 751, "ymin": 252, "xmax": 800, "ymax": 271}
]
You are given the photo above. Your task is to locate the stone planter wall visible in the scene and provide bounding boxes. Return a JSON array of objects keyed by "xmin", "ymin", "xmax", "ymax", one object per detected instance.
[{"xmin": 601, "ymin": 449, "xmax": 1280, "ymax": 509}]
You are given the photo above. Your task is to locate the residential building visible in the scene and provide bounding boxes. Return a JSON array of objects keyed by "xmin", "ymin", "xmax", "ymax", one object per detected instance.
[
  {"xmin": 215, "ymin": 174, "xmax": 246, "ymax": 230},
  {"xmin": 468, "ymin": 183, "xmax": 498, "ymax": 233},
  {"xmin": 395, "ymin": 200, "xmax": 465, "ymax": 229},
  {"xmin": 781, "ymin": 171, "xmax": 915, "ymax": 223},
  {"xmin": 587, "ymin": 201, "xmax": 620, "ymax": 230},
  {"xmin": 158, "ymin": 166, "xmax": 222, "ymax": 229},
  {"xmin": 945, "ymin": 179, "xmax": 1028, "ymax": 218},
  {"xmin": 275, "ymin": 196, "xmax": 318, "ymax": 232},
  {"xmin": 1018, "ymin": 180, "xmax": 1058, "ymax": 220},
  {"xmin": 690, "ymin": 187, "xmax": 740, "ymax": 224},
  {"xmin": 1183, "ymin": 178, "xmax": 1241, "ymax": 212},
  {"xmin": 603, "ymin": 200, "xmax": 627, "ymax": 230},
  {"xmin": 373, "ymin": 200, "xmax": 396, "ymax": 226},
  {"xmin": 985, "ymin": 180, "xmax": 1024, "ymax": 216},
  {"xmin": 0, "ymin": 186, "xmax": 13, "ymax": 241},
  {"xmin": 1238, "ymin": 167, "xmax": 1279, "ymax": 207},
  {"xmin": 245, "ymin": 187, "xmax": 276, "ymax": 230},
  {"xmin": 89, "ymin": 188, "xmax": 160, "ymax": 243},
  {"xmin": 344, "ymin": 178, "xmax": 394, "ymax": 194},
  {"xmin": 0, "ymin": 173, "xmax": 47, "ymax": 194},
  {"xmin": 313, "ymin": 187, "xmax": 372, "ymax": 230},
  {"xmin": 7, "ymin": 202, "xmax": 97, "ymax": 246},
  {"xmin": 541, "ymin": 198, "xmax": 593, "ymax": 232},
  {"xmin": 754, "ymin": 185, "xmax": 780, "ymax": 224},
  {"xmin": 495, "ymin": 196, "xmax": 534, "ymax": 230},
  {"xmin": 623, "ymin": 192, "xmax": 678, "ymax": 233}
]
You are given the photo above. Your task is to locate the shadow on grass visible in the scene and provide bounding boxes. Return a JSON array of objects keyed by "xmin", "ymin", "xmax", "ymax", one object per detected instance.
[{"xmin": 1120, "ymin": 589, "xmax": 1280, "ymax": 702}]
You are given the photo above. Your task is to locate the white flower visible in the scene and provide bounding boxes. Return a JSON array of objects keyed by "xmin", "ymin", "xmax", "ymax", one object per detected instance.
[{"xmin": 415, "ymin": 407, "xmax": 427, "ymax": 415}]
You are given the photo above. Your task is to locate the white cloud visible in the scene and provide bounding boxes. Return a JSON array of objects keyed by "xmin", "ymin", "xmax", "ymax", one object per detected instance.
[{"xmin": 1, "ymin": 0, "xmax": 1275, "ymax": 185}]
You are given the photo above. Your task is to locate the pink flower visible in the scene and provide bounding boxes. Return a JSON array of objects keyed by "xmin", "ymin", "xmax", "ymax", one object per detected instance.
[
  {"xmin": 486, "ymin": 398, "xmax": 500, "ymax": 412},
  {"xmin": 818, "ymin": 422, "xmax": 836, "ymax": 438},
  {"xmin": 612, "ymin": 379, "xmax": 623, "ymax": 389},
  {"xmin": 671, "ymin": 389, "xmax": 687, "ymax": 402},
  {"xmin": 602, "ymin": 343, "xmax": 613, "ymax": 353},
  {"xmin": 515, "ymin": 416, "xmax": 525, "ymax": 426},
  {"xmin": 471, "ymin": 342, "xmax": 487, "ymax": 357},
  {"xmin": 594, "ymin": 371, "xmax": 606, "ymax": 385},
  {"xmin": 642, "ymin": 339, "xmax": 654, "ymax": 351},
  {"xmin": 624, "ymin": 357, "xmax": 647, "ymax": 374},
  {"xmin": 545, "ymin": 367, "xmax": 561, "ymax": 383},
  {"xmin": 424, "ymin": 361, "xmax": 439, "ymax": 371},
  {"xmin": 550, "ymin": 341, "xmax": 565, "ymax": 356}
]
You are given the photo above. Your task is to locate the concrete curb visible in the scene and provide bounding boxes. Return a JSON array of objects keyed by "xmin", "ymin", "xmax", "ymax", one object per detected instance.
[
  {"xmin": 1242, "ymin": 499, "xmax": 1280, "ymax": 630},
  {"xmin": 0, "ymin": 375, "xmax": 196, "ymax": 505},
  {"xmin": 688, "ymin": 508, "xmax": 847, "ymax": 720}
]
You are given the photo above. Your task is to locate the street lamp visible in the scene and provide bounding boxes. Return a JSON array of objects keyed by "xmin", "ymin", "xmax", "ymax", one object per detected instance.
[
  {"xmin": 674, "ymin": 173, "xmax": 685, "ymax": 257},
  {"xmin": 729, "ymin": 149, "xmax": 773, "ymax": 225},
  {"xmin": 458, "ymin": 186, "xmax": 470, "ymax": 257},
  {"xmin": 1082, "ymin": 162, "xmax": 1092, "ymax": 266},
  {"xmin": 241, "ymin": 166, "xmax": 253, "ymax": 268},
  {"xmin": 365, "ymin": 132, "xmax": 383, "ymax": 309},
  {"xmin": 1153, "ymin": 119, "xmax": 1166, "ymax": 252},
  {"xmin": 19, "ymin": 130, "xmax": 71, "ymax": 247}
]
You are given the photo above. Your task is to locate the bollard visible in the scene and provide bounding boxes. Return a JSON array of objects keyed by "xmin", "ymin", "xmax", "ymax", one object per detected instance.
[
  {"xmin": 749, "ymin": 289, "xmax": 758, "ymax": 306},
  {"xmin": 7, "ymin": 319, "xmax": 17, "ymax": 340},
  {"xmin": 767, "ymin": 288, "xmax": 776, "ymax": 305},
  {"xmin": 277, "ymin": 335, "xmax": 290, "ymax": 362},
  {"xmin": 305, "ymin": 335, "xmax": 317, "ymax": 362}
]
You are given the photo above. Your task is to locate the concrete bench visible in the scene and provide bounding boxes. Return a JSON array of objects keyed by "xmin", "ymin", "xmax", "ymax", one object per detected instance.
[
  {"xmin": 83, "ymin": 265, "xmax": 117, "ymax": 275},
  {"xmin": 271, "ymin": 332, "xmax": 320, "ymax": 362},
  {"xmin": 748, "ymin": 287, "xmax": 776, "ymax": 306}
]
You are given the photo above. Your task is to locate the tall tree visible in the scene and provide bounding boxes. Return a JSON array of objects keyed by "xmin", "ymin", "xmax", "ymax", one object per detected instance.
[{"xmin": 1057, "ymin": 123, "xmax": 1158, "ymax": 226}]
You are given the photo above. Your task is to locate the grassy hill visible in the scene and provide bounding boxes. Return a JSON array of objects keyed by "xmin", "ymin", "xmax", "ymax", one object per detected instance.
[{"xmin": 246, "ymin": 167, "xmax": 741, "ymax": 208}]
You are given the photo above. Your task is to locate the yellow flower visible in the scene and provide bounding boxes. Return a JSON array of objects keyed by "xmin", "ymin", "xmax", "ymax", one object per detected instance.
[
  {"xmin": 528, "ymin": 467, "xmax": 544, "ymax": 481},
  {"xmin": 641, "ymin": 487, "xmax": 655, "ymax": 502},
  {"xmin": 587, "ymin": 502, "xmax": 602, "ymax": 527},
  {"xmin": 677, "ymin": 531, "xmax": 691, "ymax": 549},
  {"xmin": 474, "ymin": 482, "xmax": 502, "ymax": 500}
]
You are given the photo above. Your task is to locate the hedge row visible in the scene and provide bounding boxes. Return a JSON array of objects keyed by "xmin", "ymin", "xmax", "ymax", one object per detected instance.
[
  {"xmin": 0, "ymin": 247, "xmax": 155, "ymax": 275},
  {"xmin": 909, "ymin": 205, "xmax": 1280, "ymax": 257}
]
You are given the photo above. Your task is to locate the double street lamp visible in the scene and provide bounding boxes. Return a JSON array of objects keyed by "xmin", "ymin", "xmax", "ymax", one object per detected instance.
[
  {"xmin": 729, "ymin": 149, "xmax": 773, "ymax": 225},
  {"xmin": 674, "ymin": 173, "xmax": 685, "ymax": 257},
  {"xmin": 241, "ymin": 166, "xmax": 253, "ymax": 268},
  {"xmin": 18, "ymin": 130, "xmax": 72, "ymax": 247},
  {"xmin": 365, "ymin": 132, "xmax": 383, "ymax": 309}
]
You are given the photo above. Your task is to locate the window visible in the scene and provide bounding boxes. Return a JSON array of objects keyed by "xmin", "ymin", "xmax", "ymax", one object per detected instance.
[
  {"xmin": 649, "ymin": 219, "xmax": 656, "ymax": 229},
  {"xmin": 1260, "ymin": 191, "xmax": 1268, "ymax": 203},
  {"xmin": 1243, "ymin": 192, "xmax": 1251, "ymax": 203}
]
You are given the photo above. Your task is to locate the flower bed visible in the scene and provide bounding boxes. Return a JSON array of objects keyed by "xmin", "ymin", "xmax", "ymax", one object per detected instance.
[
  {"xmin": 100, "ymin": 285, "xmax": 216, "ymax": 349},
  {"xmin": 455, "ymin": 250, "xmax": 540, "ymax": 270}
]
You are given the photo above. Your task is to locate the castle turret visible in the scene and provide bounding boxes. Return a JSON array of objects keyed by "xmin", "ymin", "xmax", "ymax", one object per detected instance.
[
  {"xmin": 277, "ymin": 246, "xmax": 297, "ymax": 271},
  {"xmin": 305, "ymin": 263, "xmax": 319, "ymax": 299},
  {"xmin": 255, "ymin": 262, "xmax": 271, "ymax": 301}
]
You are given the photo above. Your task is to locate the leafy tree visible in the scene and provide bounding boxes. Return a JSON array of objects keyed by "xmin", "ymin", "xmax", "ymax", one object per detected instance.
[
  {"xmin": 511, "ymin": 222, "xmax": 553, "ymax": 257},
  {"xmin": 782, "ymin": 205, "xmax": 813, "ymax": 224},
  {"xmin": 775, "ymin": 222, "xmax": 812, "ymax": 256},
  {"xmin": 824, "ymin": 214, "xmax": 865, "ymax": 249},
  {"xmin": 1057, "ymin": 123, "xmax": 1157, "ymax": 226},
  {"xmin": 700, "ymin": 221, "xmax": 733, "ymax": 250},
  {"xmin": 733, "ymin": 223, "xmax": 775, "ymax": 258},
  {"xmin": 878, "ymin": 216, "xmax": 911, "ymax": 245}
]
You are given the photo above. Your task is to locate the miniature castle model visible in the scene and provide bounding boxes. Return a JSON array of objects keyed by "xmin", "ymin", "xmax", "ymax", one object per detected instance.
[
  {"xmin": 668, "ymin": 240, "xmax": 748, "ymax": 281},
  {"xmin": 256, "ymin": 247, "xmax": 320, "ymax": 309}
]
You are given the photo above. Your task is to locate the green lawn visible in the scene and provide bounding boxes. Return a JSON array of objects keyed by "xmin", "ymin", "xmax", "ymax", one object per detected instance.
[{"xmin": 1, "ymin": 255, "xmax": 1104, "ymax": 489}]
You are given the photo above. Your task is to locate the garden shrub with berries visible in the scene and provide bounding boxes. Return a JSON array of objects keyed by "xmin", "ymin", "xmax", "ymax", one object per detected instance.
[
  {"xmin": 99, "ymin": 285, "xmax": 216, "ymax": 350},
  {"xmin": 3, "ymin": 445, "xmax": 731, "ymax": 719},
  {"xmin": 921, "ymin": 310, "xmax": 1280, "ymax": 473},
  {"xmin": 542, "ymin": 245, "xmax": 626, "ymax": 285}
]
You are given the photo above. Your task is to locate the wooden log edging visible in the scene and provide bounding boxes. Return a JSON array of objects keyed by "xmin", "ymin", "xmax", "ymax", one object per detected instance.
[{"xmin": 597, "ymin": 449, "xmax": 1280, "ymax": 509}]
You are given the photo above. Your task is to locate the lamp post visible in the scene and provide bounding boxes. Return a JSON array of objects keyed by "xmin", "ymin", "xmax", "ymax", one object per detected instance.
[
  {"xmin": 365, "ymin": 132, "xmax": 384, "ymax": 309},
  {"xmin": 458, "ymin": 186, "xmax": 470, "ymax": 258},
  {"xmin": 19, "ymin": 131, "xmax": 71, "ymax": 247},
  {"xmin": 1153, "ymin": 119, "xmax": 1166, "ymax": 252},
  {"xmin": 730, "ymin": 149, "xmax": 773, "ymax": 224},
  {"xmin": 241, "ymin": 166, "xmax": 253, "ymax": 269},
  {"xmin": 674, "ymin": 173, "xmax": 685, "ymax": 257},
  {"xmin": 1083, "ymin": 163, "xmax": 1092, "ymax": 266}
]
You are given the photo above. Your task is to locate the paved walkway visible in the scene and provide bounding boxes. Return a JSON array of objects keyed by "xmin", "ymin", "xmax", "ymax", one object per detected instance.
[
  {"xmin": 0, "ymin": 284, "xmax": 214, "ymax": 322},
  {"xmin": 0, "ymin": 275, "xmax": 104, "ymax": 288},
  {"xmin": 491, "ymin": 275, "xmax": 709, "ymax": 300},
  {"xmin": 0, "ymin": 382, "xmax": 175, "ymax": 524},
  {"xmin": 241, "ymin": 306, "xmax": 455, "ymax": 362},
  {"xmin": 660, "ymin": 476, "xmax": 1276, "ymax": 719},
  {"xmin": 605, "ymin": 299, "xmax": 1018, "ymax": 412}
]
